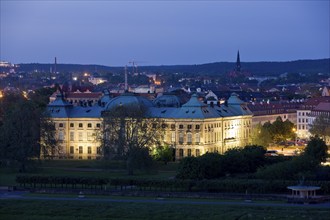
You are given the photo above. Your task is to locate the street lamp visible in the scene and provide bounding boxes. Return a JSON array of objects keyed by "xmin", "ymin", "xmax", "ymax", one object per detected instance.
[{"xmin": 292, "ymin": 128, "xmax": 297, "ymax": 146}]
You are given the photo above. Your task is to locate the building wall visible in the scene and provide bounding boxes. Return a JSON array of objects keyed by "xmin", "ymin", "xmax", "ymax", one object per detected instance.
[
  {"xmin": 296, "ymin": 110, "xmax": 311, "ymax": 139},
  {"xmin": 252, "ymin": 112, "xmax": 296, "ymax": 128},
  {"xmin": 162, "ymin": 116, "xmax": 251, "ymax": 159},
  {"xmin": 53, "ymin": 117, "xmax": 102, "ymax": 159},
  {"xmin": 51, "ymin": 114, "xmax": 252, "ymax": 160}
]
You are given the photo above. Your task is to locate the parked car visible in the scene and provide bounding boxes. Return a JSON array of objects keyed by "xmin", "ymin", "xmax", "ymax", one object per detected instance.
[{"xmin": 265, "ymin": 150, "xmax": 279, "ymax": 156}]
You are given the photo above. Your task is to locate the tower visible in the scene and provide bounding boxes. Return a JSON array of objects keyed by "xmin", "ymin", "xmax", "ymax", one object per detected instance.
[
  {"xmin": 54, "ymin": 57, "xmax": 57, "ymax": 74},
  {"xmin": 236, "ymin": 50, "xmax": 241, "ymax": 72}
]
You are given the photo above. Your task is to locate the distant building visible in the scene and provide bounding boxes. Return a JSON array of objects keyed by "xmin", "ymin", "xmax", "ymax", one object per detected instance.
[
  {"xmin": 248, "ymin": 102, "xmax": 300, "ymax": 128},
  {"xmin": 321, "ymin": 86, "xmax": 329, "ymax": 96},
  {"xmin": 50, "ymin": 90, "xmax": 103, "ymax": 106},
  {"xmin": 296, "ymin": 96, "xmax": 330, "ymax": 140}
]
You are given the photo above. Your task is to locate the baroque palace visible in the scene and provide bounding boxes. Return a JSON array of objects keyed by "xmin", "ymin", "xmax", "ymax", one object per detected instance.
[{"xmin": 47, "ymin": 91, "xmax": 252, "ymax": 160}]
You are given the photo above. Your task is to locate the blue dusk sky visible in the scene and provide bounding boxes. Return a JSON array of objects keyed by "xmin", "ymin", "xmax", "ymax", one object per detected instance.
[{"xmin": 0, "ymin": 0, "xmax": 329, "ymax": 66}]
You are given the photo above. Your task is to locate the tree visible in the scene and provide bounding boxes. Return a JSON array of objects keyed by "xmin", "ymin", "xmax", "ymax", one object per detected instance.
[
  {"xmin": 176, "ymin": 156, "xmax": 201, "ymax": 180},
  {"xmin": 270, "ymin": 117, "xmax": 295, "ymax": 143},
  {"xmin": 304, "ymin": 136, "xmax": 328, "ymax": 163},
  {"xmin": 309, "ymin": 114, "xmax": 330, "ymax": 141},
  {"xmin": 256, "ymin": 138, "xmax": 328, "ymax": 180},
  {"xmin": 0, "ymin": 91, "xmax": 58, "ymax": 170},
  {"xmin": 39, "ymin": 114, "xmax": 59, "ymax": 159},
  {"xmin": 101, "ymin": 104, "xmax": 164, "ymax": 175},
  {"xmin": 152, "ymin": 145, "xmax": 174, "ymax": 164},
  {"xmin": 252, "ymin": 117, "xmax": 295, "ymax": 145},
  {"xmin": 0, "ymin": 100, "xmax": 40, "ymax": 172},
  {"xmin": 223, "ymin": 145, "xmax": 266, "ymax": 174},
  {"xmin": 250, "ymin": 123, "xmax": 272, "ymax": 147}
]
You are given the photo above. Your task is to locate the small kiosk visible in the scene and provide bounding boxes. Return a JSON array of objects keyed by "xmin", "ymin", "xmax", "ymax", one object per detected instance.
[{"xmin": 287, "ymin": 185, "xmax": 322, "ymax": 204}]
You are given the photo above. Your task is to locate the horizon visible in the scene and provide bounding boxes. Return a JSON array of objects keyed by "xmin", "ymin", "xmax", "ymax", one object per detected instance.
[
  {"xmin": 8, "ymin": 57, "xmax": 330, "ymax": 68},
  {"xmin": 1, "ymin": 1, "xmax": 329, "ymax": 66}
]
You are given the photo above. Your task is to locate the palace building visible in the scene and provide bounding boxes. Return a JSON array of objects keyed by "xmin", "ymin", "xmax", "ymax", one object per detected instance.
[{"xmin": 47, "ymin": 92, "xmax": 252, "ymax": 160}]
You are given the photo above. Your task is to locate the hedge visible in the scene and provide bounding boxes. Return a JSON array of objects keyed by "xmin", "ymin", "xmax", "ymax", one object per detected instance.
[{"xmin": 16, "ymin": 175, "xmax": 330, "ymax": 194}]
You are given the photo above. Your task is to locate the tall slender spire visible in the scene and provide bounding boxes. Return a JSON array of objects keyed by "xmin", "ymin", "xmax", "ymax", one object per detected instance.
[
  {"xmin": 124, "ymin": 65, "xmax": 128, "ymax": 92},
  {"xmin": 54, "ymin": 57, "xmax": 57, "ymax": 74},
  {"xmin": 236, "ymin": 50, "xmax": 241, "ymax": 72}
]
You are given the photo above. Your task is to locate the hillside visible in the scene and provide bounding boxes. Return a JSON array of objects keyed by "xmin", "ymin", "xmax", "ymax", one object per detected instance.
[{"xmin": 15, "ymin": 58, "xmax": 330, "ymax": 76}]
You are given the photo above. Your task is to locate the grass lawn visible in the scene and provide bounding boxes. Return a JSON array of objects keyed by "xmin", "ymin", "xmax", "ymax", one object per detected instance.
[
  {"xmin": 0, "ymin": 160, "xmax": 178, "ymax": 186},
  {"xmin": 0, "ymin": 198, "xmax": 329, "ymax": 220}
]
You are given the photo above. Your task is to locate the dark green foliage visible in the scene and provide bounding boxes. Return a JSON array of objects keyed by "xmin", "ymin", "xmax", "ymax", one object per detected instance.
[
  {"xmin": 153, "ymin": 145, "xmax": 174, "ymax": 165},
  {"xmin": 224, "ymin": 145, "xmax": 266, "ymax": 174},
  {"xmin": 309, "ymin": 114, "xmax": 330, "ymax": 140},
  {"xmin": 256, "ymin": 155, "xmax": 317, "ymax": 180},
  {"xmin": 304, "ymin": 136, "xmax": 328, "ymax": 163},
  {"xmin": 250, "ymin": 123, "xmax": 272, "ymax": 147},
  {"xmin": 256, "ymin": 138, "xmax": 328, "ymax": 180},
  {"xmin": 101, "ymin": 103, "xmax": 164, "ymax": 175},
  {"xmin": 28, "ymin": 87, "xmax": 56, "ymax": 109},
  {"xmin": 270, "ymin": 117, "xmax": 295, "ymax": 143},
  {"xmin": 0, "ymin": 100, "xmax": 41, "ymax": 172},
  {"xmin": 126, "ymin": 146, "xmax": 154, "ymax": 175},
  {"xmin": 0, "ymin": 92, "xmax": 58, "ymax": 171},
  {"xmin": 14, "ymin": 174, "xmax": 330, "ymax": 194},
  {"xmin": 176, "ymin": 157, "xmax": 201, "ymax": 180},
  {"xmin": 176, "ymin": 146, "xmax": 267, "ymax": 180},
  {"xmin": 198, "ymin": 153, "xmax": 225, "ymax": 179},
  {"xmin": 16, "ymin": 175, "xmax": 108, "ymax": 189},
  {"xmin": 252, "ymin": 117, "xmax": 295, "ymax": 146}
]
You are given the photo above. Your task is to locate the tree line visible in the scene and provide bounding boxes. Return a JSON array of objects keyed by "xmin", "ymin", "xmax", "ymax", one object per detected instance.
[{"xmin": 0, "ymin": 88, "xmax": 57, "ymax": 172}]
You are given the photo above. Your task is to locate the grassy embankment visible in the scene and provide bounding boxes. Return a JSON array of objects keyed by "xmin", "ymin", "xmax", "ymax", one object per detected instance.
[{"xmin": 0, "ymin": 160, "xmax": 178, "ymax": 186}]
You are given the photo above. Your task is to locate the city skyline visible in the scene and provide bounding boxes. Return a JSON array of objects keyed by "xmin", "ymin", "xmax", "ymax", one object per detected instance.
[{"xmin": 1, "ymin": 1, "xmax": 329, "ymax": 66}]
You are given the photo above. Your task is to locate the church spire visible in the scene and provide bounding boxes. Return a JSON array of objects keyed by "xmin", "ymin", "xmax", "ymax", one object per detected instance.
[{"xmin": 236, "ymin": 50, "xmax": 241, "ymax": 72}]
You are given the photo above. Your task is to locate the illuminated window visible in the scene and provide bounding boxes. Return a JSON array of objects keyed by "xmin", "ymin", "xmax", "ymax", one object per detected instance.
[
  {"xmin": 70, "ymin": 146, "xmax": 74, "ymax": 154},
  {"xmin": 187, "ymin": 133, "xmax": 192, "ymax": 144},
  {"xmin": 70, "ymin": 132, "xmax": 74, "ymax": 141},
  {"xmin": 171, "ymin": 132, "xmax": 175, "ymax": 142},
  {"xmin": 58, "ymin": 131, "xmax": 64, "ymax": 141},
  {"xmin": 195, "ymin": 133, "xmax": 200, "ymax": 143},
  {"xmin": 179, "ymin": 133, "xmax": 184, "ymax": 143},
  {"xmin": 87, "ymin": 132, "xmax": 93, "ymax": 141},
  {"xmin": 79, "ymin": 146, "xmax": 83, "ymax": 154},
  {"xmin": 179, "ymin": 149, "xmax": 184, "ymax": 157},
  {"xmin": 78, "ymin": 132, "xmax": 83, "ymax": 141}
]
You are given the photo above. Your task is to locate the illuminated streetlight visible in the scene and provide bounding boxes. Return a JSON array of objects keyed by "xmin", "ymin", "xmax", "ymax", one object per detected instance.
[{"xmin": 292, "ymin": 128, "xmax": 297, "ymax": 146}]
